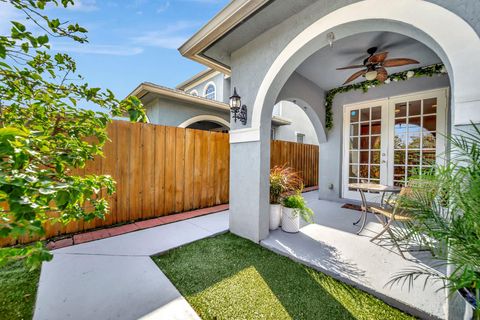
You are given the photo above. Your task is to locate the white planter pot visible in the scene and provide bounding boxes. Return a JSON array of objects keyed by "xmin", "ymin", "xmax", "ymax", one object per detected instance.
[
  {"xmin": 269, "ymin": 204, "xmax": 282, "ymax": 230},
  {"xmin": 282, "ymin": 207, "xmax": 300, "ymax": 233}
]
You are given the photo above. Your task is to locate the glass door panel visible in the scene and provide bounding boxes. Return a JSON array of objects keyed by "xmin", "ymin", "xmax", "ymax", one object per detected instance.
[
  {"xmin": 343, "ymin": 88, "xmax": 447, "ymax": 202},
  {"xmin": 389, "ymin": 92, "xmax": 445, "ymax": 187},
  {"xmin": 387, "ymin": 89, "xmax": 447, "ymax": 187},
  {"xmin": 343, "ymin": 102, "xmax": 388, "ymax": 201}
]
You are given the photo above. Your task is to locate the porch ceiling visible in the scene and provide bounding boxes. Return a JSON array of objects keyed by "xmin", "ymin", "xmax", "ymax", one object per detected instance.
[{"xmin": 295, "ymin": 31, "xmax": 443, "ymax": 91}]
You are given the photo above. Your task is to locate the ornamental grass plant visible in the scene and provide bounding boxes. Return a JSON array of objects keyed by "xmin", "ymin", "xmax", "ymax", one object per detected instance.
[{"xmin": 269, "ymin": 165, "xmax": 303, "ymax": 204}]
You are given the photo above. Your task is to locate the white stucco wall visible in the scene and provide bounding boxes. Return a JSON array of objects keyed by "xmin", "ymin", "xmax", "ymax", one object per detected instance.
[
  {"xmin": 273, "ymin": 102, "xmax": 319, "ymax": 145},
  {"xmin": 145, "ymin": 97, "xmax": 229, "ymax": 127}
]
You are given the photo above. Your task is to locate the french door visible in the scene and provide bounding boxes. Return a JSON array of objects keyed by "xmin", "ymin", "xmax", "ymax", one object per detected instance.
[{"xmin": 342, "ymin": 88, "xmax": 448, "ymax": 202}]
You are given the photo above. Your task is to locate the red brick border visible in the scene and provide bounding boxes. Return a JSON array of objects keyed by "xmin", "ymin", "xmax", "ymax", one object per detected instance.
[
  {"xmin": 46, "ymin": 204, "xmax": 229, "ymax": 250},
  {"xmin": 46, "ymin": 187, "xmax": 319, "ymax": 250}
]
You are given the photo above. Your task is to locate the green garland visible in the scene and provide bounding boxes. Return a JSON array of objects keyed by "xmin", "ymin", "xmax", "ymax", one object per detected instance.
[{"xmin": 324, "ymin": 63, "xmax": 447, "ymax": 130}]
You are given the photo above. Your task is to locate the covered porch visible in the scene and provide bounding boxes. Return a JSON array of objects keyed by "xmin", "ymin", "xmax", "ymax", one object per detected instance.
[{"xmin": 262, "ymin": 191, "xmax": 447, "ymax": 319}]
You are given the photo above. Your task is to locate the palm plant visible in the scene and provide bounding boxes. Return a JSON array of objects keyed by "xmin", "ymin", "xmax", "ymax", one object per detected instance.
[
  {"xmin": 269, "ymin": 165, "xmax": 303, "ymax": 204},
  {"xmin": 389, "ymin": 123, "xmax": 480, "ymax": 319}
]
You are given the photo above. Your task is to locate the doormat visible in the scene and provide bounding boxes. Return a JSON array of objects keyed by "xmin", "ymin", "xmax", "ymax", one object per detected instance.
[{"xmin": 341, "ymin": 203, "xmax": 363, "ymax": 212}]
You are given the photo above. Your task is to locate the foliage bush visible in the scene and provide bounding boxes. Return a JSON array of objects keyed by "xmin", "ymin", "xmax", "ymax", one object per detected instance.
[
  {"xmin": 282, "ymin": 192, "xmax": 313, "ymax": 223},
  {"xmin": 0, "ymin": 0, "xmax": 146, "ymax": 268}
]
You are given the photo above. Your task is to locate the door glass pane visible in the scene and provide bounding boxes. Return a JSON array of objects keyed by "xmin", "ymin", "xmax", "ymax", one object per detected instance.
[
  {"xmin": 349, "ymin": 151, "xmax": 359, "ymax": 164},
  {"xmin": 408, "ymin": 117, "xmax": 421, "ymax": 131},
  {"xmin": 359, "ymin": 151, "xmax": 369, "ymax": 164},
  {"xmin": 347, "ymin": 105, "xmax": 384, "ymax": 187},
  {"xmin": 394, "ymin": 150, "xmax": 406, "ymax": 165},
  {"xmin": 371, "ymin": 121, "xmax": 381, "ymax": 134},
  {"xmin": 408, "ymin": 150, "xmax": 421, "ymax": 165},
  {"xmin": 371, "ymin": 136, "xmax": 381, "ymax": 149},
  {"xmin": 349, "ymin": 164, "xmax": 359, "ymax": 178},
  {"xmin": 371, "ymin": 107, "xmax": 381, "ymax": 120},
  {"xmin": 360, "ymin": 108, "xmax": 370, "ymax": 122},
  {"xmin": 422, "ymin": 132, "xmax": 436, "ymax": 149},
  {"xmin": 350, "ymin": 124, "xmax": 359, "ymax": 136},
  {"xmin": 395, "ymin": 103, "xmax": 407, "ymax": 118},
  {"xmin": 350, "ymin": 137, "xmax": 359, "ymax": 149},
  {"xmin": 408, "ymin": 132, "xmax": 421, "ymax": 149},
  {"xmin": 360, "ymin": 123, "xmax": 370, "ymax": 136},
  {"xmin": 424, "ymin": 115, "xmax": 436, "ymax": 132},
  {"xmin": 370, "ymin": 165, "xmax": 380, "ymax": 179},
  {"xmin": 360, "ymin": 136, "xmax": 369, "ymax": 149},
  {"xmin": 393, "ymin": 96, "xmax": 439, "ymax": 185},
  {"xmin": 359, "ymin": 165, "xmax": 368, "ymax": 178},
  {"xmin": 394, "ymin": 134, "xmax": 406, "ymax": 149},
  {"xmin": 350, "ymin": 110, "xmax": 359, "ymax": 122},
  {"xmin": 370, "ymin": 151, "xmax": 380, "ymax": 164},
  {"xmin": 424, "ymin": 98, "xmax": 437, "ymax": 114},
  {"xmin": 409, "ymin": 100, "xmax": 421, "ymax": 116}
]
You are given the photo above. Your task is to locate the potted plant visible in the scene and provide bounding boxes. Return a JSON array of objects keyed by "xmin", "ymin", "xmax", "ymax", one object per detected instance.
[
  {"xmin": 281, "ymin": 191, "xmax": 314, "ymax": 233},
  {"xmin": 269, "ymin": 166, "xmax": 302, "ymax": 230},
  {"xmin": 389, "ymin": 123, "xmax": 480, "ymax": 320}
]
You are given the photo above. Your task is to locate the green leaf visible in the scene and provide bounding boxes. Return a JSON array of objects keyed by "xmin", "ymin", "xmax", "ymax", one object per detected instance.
[{"xmin": 12, "ymin": 21, "xmax": 26, "ymax": 32}]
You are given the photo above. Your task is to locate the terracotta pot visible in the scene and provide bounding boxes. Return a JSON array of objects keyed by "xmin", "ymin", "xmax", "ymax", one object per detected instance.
[
  {"xmin": 269, "ymin": 204, "xmax": 282, "ymax": 230},
  {"xmin": 282, "ymin": 207, "xmax": 300, "ymax": 233}
]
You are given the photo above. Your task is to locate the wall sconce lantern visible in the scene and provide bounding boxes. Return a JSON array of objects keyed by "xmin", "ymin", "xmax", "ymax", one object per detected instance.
[{"xmin": 229, "ymin": 87, "xmax": 247, "ymax": 125}]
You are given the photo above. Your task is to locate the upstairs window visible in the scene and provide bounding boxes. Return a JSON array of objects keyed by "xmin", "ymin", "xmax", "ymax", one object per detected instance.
[
  {"xmin": 204, "ymin": 83, "xmax": 216, "ymax": 100},
  {"xmin": 296, "ymin": 133, "xmax": 305, "ymax": 144}
]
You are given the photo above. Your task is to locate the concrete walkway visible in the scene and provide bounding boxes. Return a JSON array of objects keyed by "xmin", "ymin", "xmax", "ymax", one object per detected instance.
[
  {"xmin": 33, "ymin": 211, "xmax": 229, "ymax": 320},
  {"xmin": 261, "ymin": 192, "xmax": 447, "ymax": 320}
]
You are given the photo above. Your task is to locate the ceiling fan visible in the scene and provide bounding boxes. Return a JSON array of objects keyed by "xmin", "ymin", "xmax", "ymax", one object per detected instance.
[{"xmin": 337, "ymin": 47, "xmax": 419, "ymax": 85}]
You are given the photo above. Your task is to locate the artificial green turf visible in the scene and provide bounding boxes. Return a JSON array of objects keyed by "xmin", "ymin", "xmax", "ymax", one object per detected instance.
[
  {"xmin": 153, "ymin": 233, "xmax": 415, "ymax": 320},
  {"xmin": 0, "ymin": 261, "xmax": 40, "ymax": 320}
]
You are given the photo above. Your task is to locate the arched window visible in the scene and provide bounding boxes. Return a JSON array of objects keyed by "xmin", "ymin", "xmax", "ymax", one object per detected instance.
[
  {"xmin": 190, "ymin": 90, "xmax": 198, "ymax": 96},
  {"xmin": 204, "ymin": 82, "xmax": 216, "ymax": 100}
]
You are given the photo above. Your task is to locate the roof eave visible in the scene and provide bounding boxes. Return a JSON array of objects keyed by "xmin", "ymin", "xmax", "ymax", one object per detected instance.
[
  {"xmin": 129, "ymin": 82, "xmax": 230, "ymax": 112},
  {"xmin": 178, "ymin": 0, "xmax": 271, "ymax": 74}
]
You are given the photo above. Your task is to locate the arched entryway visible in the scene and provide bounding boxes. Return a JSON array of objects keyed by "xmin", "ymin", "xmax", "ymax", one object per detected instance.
[
  {"xmin": 179, "ymin": 115, "xmax": 230, "ymax": 132},
  {"xmin": 229, "ymin": 0, "xmax": 480, "ymax": 243}
]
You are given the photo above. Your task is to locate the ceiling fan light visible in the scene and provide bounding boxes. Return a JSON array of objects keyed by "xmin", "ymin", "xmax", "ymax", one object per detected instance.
[{"xmin": 365, "ymin": 70, "xmax": 378, "ymax": 81}]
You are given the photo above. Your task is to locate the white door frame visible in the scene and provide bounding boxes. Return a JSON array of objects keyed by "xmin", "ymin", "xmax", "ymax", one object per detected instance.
[{"xmin": 342, "ymin": 88, "xmax": 449, "ymax": 202}]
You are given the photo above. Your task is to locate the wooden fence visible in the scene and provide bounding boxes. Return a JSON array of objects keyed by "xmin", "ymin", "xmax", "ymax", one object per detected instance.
[
  {"xmin": 1, "ymin": 121, "xmax": 318, "ymax": 246},
  {"xmin": 270, "ymin": 140, "xmax": 319, "ymax": 188}
]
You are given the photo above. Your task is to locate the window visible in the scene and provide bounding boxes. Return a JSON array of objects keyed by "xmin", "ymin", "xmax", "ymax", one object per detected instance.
[
  {"xmin": 271, "ymin": 128, "xmax": 276, "ymax": 140},
  {"xmin": 204, "ymin": 82, "xmax": 216, "ymax": 100},
  {"xmin": 296, "ymin": 133, "xmax": 305, "ymax": 144},
  {"xmin": 190, "ymin": 90, "xmax": 198, "ymax": 96}
]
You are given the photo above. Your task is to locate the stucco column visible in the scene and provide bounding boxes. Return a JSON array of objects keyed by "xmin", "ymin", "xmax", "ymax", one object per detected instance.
[{"xmin": 229, "ymin": 127, "xmax": 270, "ymax": 242}]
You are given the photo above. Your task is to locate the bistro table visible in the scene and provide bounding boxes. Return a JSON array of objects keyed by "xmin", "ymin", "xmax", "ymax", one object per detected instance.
[{"xmin": 348, "ymin": 182, "xmax": 402, "ymax": 235}]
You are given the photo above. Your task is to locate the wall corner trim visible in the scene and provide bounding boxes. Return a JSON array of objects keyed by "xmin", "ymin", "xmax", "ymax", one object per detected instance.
[{"xmin": 229, "ymin": 127, "xmax": 260, "ymax": 144}]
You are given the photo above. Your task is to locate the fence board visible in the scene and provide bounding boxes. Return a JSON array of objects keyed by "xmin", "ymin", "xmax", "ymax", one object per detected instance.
[
  {"xmin": 2, "ymin": 121, "xmax": 318, "ymax": 246},
  {"xmin": 270, "ymin": 140, "xmax": 319, "ymax": 188}
]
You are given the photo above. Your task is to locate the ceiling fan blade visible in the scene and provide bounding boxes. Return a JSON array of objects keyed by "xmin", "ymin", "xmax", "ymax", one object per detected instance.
[
  {"xmin": 368, "ymin": 52, "xmax": 388, "ymax": 64},
  {"xmin": 343, "ymin": 69, "xmax": 366, "ymax": 85},
  {"xmin": 376, "ymin": 67, "xmax": 388, "ymax": 82},
  {"xmin": 336, "ymin": 65, "xmax": 365, "ymax": 70},
  {"xmin": 383, "ymin": 58, "xmax": 420, "ymax": 67}
]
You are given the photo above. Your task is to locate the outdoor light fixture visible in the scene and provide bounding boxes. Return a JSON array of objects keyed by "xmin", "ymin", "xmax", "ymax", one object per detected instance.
[{"xmin": 229, "ymin": 87, "xmax": 247, "ymax": 125}]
